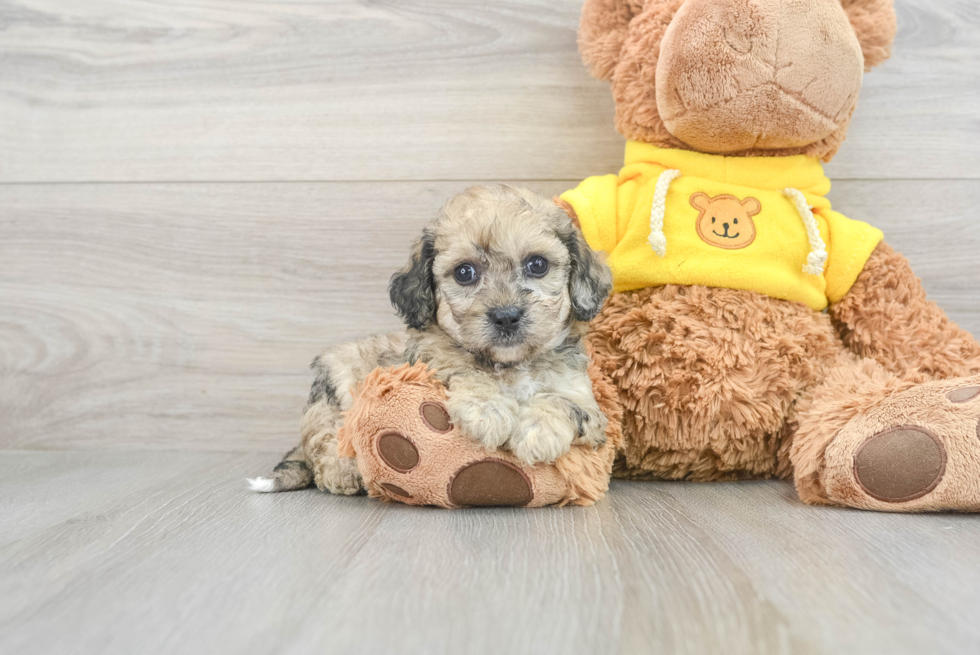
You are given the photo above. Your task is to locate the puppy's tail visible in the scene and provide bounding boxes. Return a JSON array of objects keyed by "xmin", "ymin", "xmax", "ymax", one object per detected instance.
[{"xmin": 247, "ymin": 446, "xmax": 313, "ymax": 493}]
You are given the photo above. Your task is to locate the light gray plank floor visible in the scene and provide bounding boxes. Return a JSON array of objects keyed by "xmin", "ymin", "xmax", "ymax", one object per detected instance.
[{"xmin": 1, "ymin": 450, "xmax": 979, "ymax": 655}]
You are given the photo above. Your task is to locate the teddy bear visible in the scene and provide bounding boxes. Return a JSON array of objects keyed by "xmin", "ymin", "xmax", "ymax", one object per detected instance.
[
  {"xmin": 553, "ymin": 0, "xmax": 980, "ymax": 511},
  {"xmin": 316, "ymin": 0, "xmax": 980, "ymax": 511}
]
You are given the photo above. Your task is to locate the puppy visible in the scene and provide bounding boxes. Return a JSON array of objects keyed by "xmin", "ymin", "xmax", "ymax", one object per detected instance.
[{"xmin": 249, "ymin": 184, "xmax": 612, "ymax": 494}]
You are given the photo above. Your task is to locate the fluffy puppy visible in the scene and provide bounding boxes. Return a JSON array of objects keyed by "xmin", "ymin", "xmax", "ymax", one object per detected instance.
[{"xmin": 249, "ymin": 184, "xmax": 612, "ymax": 494}]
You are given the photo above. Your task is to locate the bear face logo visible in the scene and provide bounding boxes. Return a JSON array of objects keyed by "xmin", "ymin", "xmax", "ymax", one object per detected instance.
[{"xmin": 690, "ymin": 192, "xmax": 761, "ymax": 250}]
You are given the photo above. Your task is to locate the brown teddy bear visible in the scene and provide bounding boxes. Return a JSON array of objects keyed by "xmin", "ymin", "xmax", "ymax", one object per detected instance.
[{"xmin": 555, "ymin": 0, "xmax": 980, "ymax": 511}]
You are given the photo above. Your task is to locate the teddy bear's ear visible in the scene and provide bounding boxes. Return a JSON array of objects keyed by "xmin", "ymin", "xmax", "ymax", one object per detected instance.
[
  {"xmin": 741, "ymin": 197, "xmax": 762, "ymax": 216},
  {"xmin": 840, "ymin": 0, "xmax": 897, "ymax": 70},
  {"xmin": 689, "ymin": 192, "xmax": 710, "ymax": 211},
  {"xmin": 578, "ymin": 0, "xmax": 646, "ymax": 81}
]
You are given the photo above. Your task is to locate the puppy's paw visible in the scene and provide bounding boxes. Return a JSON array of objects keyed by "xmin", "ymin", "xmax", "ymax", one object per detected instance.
[
  {"xmin": 513, "ymin": 407, "xmax": 575, "ymax": 465},
  {"xmin": 572, "ymin": 404, "xmax": 609, "ymax": 450},
  {"xmin": 319, "ymin": 457, "xmax": 365, "ymax": 496},
  {"xmin": 446, "ymin": 392, "xmax": 519, "ymax": 451},
  {"xmin": 308, "ymin": 438, "xmax": 365, "ymax": 496}
]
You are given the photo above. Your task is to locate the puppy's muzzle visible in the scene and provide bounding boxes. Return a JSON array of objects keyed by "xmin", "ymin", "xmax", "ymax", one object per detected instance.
[{"xmin": 488, "ymin": 305, "xmax": 524, "ymax": 339}]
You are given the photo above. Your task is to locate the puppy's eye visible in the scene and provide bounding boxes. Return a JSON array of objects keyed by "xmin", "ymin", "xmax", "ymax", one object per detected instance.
[
  {"xmin": 524, "ymin": 256, "xmax": 549, "ymax": 278},
  {"xmin": 453, "ymin": 263, "xmax": 479, "ymax": 285}
]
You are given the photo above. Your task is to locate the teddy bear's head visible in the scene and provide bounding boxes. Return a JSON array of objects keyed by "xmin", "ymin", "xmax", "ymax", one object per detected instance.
[{"xmin": 579, "ymin": 0, "xmax": 897, "ymax": 160}]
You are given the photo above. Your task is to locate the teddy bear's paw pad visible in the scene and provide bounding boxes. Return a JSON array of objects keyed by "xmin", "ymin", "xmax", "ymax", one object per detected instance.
[
  {"xmin": 947, "ymin": 385, "xmax": 980, "ymax": 404},
  {"xmin": 380, "ymin": 482, "xmax": 413, "ymax": 498},
  {"xmin": 377, "ymin": 432, "xmax": 420, "ymax": 473},
  {"xmin": 448, "ymin": 458, "xmax": 533, "ymax": 507},
  {"xmin": 420, "ymin": 401, "xmax": 452, "ymax": 432},
  {"xmin": 853, "ymin": 426, "xmax": 947, "ymax": 503}
]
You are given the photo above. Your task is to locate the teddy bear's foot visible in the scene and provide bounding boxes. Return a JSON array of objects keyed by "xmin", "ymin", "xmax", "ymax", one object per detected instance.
[
  {"xmin": 814, "ymin": 377, "xmax": 980, "ymax": 512},
  {"xmin": 360, "ymin": 397, "xmax": 569, "ymax": 508},
  {"xmin": 368, "ymin": 403, "xmax": 552, "ymax": 507},
  {"xmin": 337, "ymin": 363, "xmax": 612, "ymax": 508}
]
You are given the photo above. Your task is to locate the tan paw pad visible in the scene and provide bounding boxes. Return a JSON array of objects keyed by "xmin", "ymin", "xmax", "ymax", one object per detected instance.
[
  {"xmin": 853, "ymin": 426, "xmax": 947, "ymax": 503},
  {"xmin": 447, "ymin": 459, "xmax": 533, "ymax": 507}
]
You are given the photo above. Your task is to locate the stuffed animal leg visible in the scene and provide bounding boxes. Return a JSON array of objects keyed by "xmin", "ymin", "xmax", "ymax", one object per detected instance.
[
  {"xmin": 791, "ymin": 364, "xmax": 980, "ymax": 512},
  {"xmin": 336, "ymin": 361, "xmax": 622, "ymax": 508}
]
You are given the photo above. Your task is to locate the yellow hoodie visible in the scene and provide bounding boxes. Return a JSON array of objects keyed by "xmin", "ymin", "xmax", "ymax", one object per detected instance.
[{"xmin": 560, "ymin": 142, "xmax": 883, "ymax": 311}]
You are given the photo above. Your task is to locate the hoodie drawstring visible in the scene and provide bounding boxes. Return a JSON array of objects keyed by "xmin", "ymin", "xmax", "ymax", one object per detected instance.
[
  {"xmin": 647, "ymin": 169, "xmax": 681, "ymax": 257},
  {"xmin": 782, "ymin": 187, "xmax": 827, "ymax": 276}
]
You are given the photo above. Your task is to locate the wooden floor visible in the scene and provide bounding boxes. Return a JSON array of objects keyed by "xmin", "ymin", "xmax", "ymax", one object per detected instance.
[
  {"xmin": 2, "ymin": 1, "xmax": 979, "ymax": 653},
  {"xmin": 3, "ymin": 450, "xmax": 980, "ymax": 655}
]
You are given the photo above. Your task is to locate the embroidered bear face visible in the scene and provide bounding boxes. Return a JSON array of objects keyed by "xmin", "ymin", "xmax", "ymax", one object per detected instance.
[{"xmin": 690, "ymin": 192, "xmax": 761, "ymax": 250}]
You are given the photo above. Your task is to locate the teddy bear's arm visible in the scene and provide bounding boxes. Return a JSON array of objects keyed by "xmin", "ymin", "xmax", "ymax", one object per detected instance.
[{"xmin": 829, "ymin": 241, "xmax": 980, "ymax": 380}]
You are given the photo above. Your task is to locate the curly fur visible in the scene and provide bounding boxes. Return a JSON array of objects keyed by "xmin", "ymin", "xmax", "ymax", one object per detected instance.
[{"xmin": 589, "ymin": 284, "xmax": 845, "ymax": 481}]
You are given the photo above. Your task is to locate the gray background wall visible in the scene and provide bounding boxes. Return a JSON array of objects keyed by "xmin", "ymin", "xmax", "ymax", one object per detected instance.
[{"xmin": 2, "ymin": 0, "xmax": 977, "ymax": 454}]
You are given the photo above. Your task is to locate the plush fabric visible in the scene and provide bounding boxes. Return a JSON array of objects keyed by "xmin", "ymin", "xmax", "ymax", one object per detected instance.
[
  {"xmin": 560, "ymin": 143, "xmax": 882, "ymax": 309},
  {"xmin": 336, "ymin": 359, "xmax": 623, "ymax": 508},
  {"xmin": 654, "ymin": 0, "xmax": 864, "ymax": 154},
  {"xmin": 792, "ymin": 370, "xmax": 980, "ymax": 512},
  {"xmin": 589, "ymin": 283, "xmax": 847, "ymax": 482},
  {"xmin": 830, "ymin": 242, "xmax": 980, "ymax": 380},
  {"xmin": 841, "ymin": 0, "xmax": 899, "ymax": 70},
  {"xmin": 585, "ymin": 245, "xmax": 980, "ymax": 515},
  {"xmin": 579, "ymin": 0, "xmax": 896, "ymax": 160}
]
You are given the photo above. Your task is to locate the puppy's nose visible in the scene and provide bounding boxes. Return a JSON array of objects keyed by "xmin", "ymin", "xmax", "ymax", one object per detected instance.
[{"xmin": 489, "ymin": 306, "xmax": 524, "ymax": 334}]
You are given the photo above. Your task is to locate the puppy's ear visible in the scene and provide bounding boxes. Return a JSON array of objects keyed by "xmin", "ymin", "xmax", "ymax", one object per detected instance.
[
  {"xmin": 389, "ymin": 230, "xmax": 437, "ymax": 330},
  {"xmin": 559, "ymin": 221, "xmax": 613, "ymax": 322}
]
